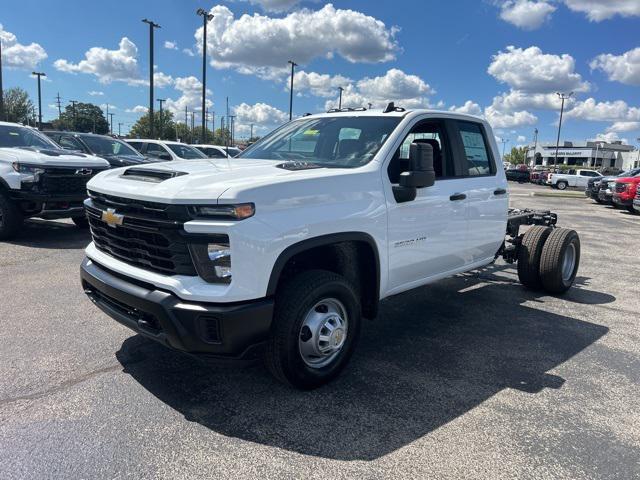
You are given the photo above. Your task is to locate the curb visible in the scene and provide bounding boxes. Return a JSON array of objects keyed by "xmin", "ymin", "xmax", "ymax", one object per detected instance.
[{"xmin": 531, "ymin": 191, "xmax": 586, "ymax": 198}]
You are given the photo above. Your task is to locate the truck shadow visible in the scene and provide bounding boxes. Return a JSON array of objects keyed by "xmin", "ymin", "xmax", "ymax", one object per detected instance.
[
  {"xmin": 7, "ymin": 219, "xmax": 91, "ymax": 249},
  {"xmin": 115, "ymin": 271, "xmax": 610, "ymax": 461}
]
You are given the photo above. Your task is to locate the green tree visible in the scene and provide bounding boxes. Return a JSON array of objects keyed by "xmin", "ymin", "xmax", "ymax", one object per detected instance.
[
  {"xmin": 504, "ymin": 146, "xmax": 527, "ymax": 165},
  {"xmin": 3, "ymin": 87, "xmax": 34, "ymax": 123},
  {"xmin": 53, "ymin": 102, "xmax": 109, "ymax": 133},
  {"xmin": 130, "ymin": 110, "xmax": 177, "ymax": 140}
]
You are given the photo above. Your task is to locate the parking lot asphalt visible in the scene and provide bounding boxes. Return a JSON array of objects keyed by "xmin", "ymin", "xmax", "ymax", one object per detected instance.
[{"xmin": 1, "ymin": 182, "xmax": 639, "ymax": 479}]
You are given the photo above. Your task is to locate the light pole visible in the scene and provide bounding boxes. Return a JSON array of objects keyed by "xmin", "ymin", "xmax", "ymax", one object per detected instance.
[
  {"xmin": 0, "ymin": 37, "xmax": 4, "ymax": 121},
  {"xmin": 501, "ymin": 138, "xmax": 509, "ymax": 161},
  {"xmin": 553, "ymin": 92, "xmax": 573, "ymax": 168},
  {"xmin": 108, "ymin": 113, "xmax": 114, "ymax": 135},
  {"xmin": 197, "ymin": 8, "xmax": 214, "ymax": 143},
  {"xmin": 250, "ymin": 123, "xmax": 254, "ymax": 140},
  {"xmin": 594, "ymin": 141, "xmax": 603, "ymax": 169},
  {"xmin": 288, "ymin": 60, "xmax": 297, "ymax": 121},
  {"xmin": 530, "ymin": 128, "xmax": 538, "ymax": 167},
  {"xmin": 32, "ymin": 72, "xmax": 46, "ymax": 128},
  {"xmin": 157, "ymin": 98, "xmax": 165, "ymax": 139},
  {"xmin": 636, "ymin": 137, "xmax": 640, "ymax": 168},
  {"xmin": 69, "ymin": 100, "xmax": 78, "ymax": 131},
  {"xmin": 118, "ymin": 122, "xmax": 123, "ymax": 137},
  {"xmin": 338, "ymin": 86, "xmax": 344, "ymax": 109},
  {"xmin": 142, "ymin": 18, "xmax": 161, "ymax": 139}
]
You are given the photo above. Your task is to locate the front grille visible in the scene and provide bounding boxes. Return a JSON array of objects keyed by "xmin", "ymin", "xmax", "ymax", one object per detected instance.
[
  {"xmin": 37, "ymin": 167, "xmax": 102, "ymax": 195},
  {"xmin": 615, "ymin": 183, "xmax": 627, "ymax": 193},
  {"xmin": 636, "ymin": 188, "xmax": 640, "ymax": 200},
  {"xmin": 85, "ymin": 192, "xmax": 197, "ymax": 276}
]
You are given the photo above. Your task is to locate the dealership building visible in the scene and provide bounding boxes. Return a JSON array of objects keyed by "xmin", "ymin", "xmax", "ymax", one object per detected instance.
[{"xmin": 525, "ymin": 141, "xmax": 639, "ymax": 170}]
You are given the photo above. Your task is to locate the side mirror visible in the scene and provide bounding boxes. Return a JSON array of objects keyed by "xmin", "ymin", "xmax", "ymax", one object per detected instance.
[{"xmin": 393, "ymin": 142, "xmax": 436, "ymax": 203}]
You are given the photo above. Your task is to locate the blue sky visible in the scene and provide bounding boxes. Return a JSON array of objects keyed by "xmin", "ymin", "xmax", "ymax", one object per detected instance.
[{"xmin": 1, "ymin": 0, "xmax": 639, "ymax": 145}]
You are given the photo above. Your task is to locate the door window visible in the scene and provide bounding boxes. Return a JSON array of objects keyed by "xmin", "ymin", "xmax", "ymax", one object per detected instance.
[
  {"xmin": 146, "ymin": 143, "xmax": 171, "ymax": 158},
  {"xmin": 59, "ymin": 136, "xmax": 84, "ymax": 151},
  {"xmin": 388, "ymin": 121, "xmax": 451, "ymax": 182},
  {"xmin": 456, "ymin": 122, "xmax": 495, "ymax": 176}
]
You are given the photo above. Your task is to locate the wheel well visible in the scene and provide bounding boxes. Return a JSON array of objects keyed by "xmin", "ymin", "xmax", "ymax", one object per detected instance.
[{"xmin": 269, "ymin": 237, "xmax": 380, "ymax": 319}]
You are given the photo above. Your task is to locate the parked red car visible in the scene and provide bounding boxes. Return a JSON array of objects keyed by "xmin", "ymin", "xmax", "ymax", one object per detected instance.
[{"xmin": 612, "ymin": 176, "xmax": 640, "ymax": 214}]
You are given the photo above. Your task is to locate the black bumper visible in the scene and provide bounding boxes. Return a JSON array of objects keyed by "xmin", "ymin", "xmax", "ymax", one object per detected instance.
[
  {"xmin": 10, "ymin": 190, "xmax": 87, "ymax": 218},
  {"xmin": 598, "ymin": 191, "xmax": 613, "ymax": 203},
  {"xmin": 80, "ymin": 258, "xmax": 274, "ymax": 363}
]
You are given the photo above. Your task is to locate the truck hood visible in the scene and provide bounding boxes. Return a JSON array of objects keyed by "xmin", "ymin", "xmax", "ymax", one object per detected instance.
[
  {"xmin": 0, "ymin": 147, "xmax": 110, "ymax": 168},
  {"xmin": 87, "ymin": 158, "xmax": 345, "ymax": 204}
]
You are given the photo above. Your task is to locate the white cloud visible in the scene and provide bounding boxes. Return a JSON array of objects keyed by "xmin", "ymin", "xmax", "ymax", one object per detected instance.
[
  {"xmin": 164, "ymin": 40, "xmax": 178, "ymax": 50},
  {"xmin": 499, "ymin": 1, "xmax": 556, "ymax": 30},
  {"xmin": 88, "ymin": 90, "xmax": 104, "ymax": 96},
  {"xmin": 563, "ymin": 0, "xmax": 640, "ymax": 21},
  {"xmin": 0, "ymin": 23, "xmax": 47, "ymax": 69},
  {"xmin": 489, "ymin": 90, "xmax": 568, "ymax": 112},
  {"xmin": 126, "ymin": 105, "xmax": 148, "ymax": 114},
  {"xmin": 484, "ymin": 105, "xmax": 538, "ymax": 128},
  {"xmin": 565, "ymin": 98, "xmax": 640, "ymax": 122},
  {"xmin": 449, "ymin": 101, "xmax": 483, "ymax": 116},
  {"xmin": 591, "ymin": 131, "xmax": 627, "ymax": 144},
  {"xmin": 606, "ymin": 121, "xmax": 640, "ymax": 133},
  {"xmin": 291, "ymin": 71, "xmax": 352, "ymax": 98},
  {"xmin": 164, "ymin": 76, "xmax": 213, "ymax": 117},
  {"xmin": 324, "ymin": 69, "xmax": 434, "ymax": 110},
  {"xmin": 246, "ymin": 0, "xmax": 302, "ymax": 12},
  {"xmin": 488, "ymin": 46, "xmax": 589, "ymax": 93},
  {"xmin": 590, "ymin": 47, "xmax": 640, "ymax": 86},
  {"xmin": 54, "ymin": 37, "xmax": 141, "ymax": 85},
  {"xmin": 233, "ymin": 102, "xmax": 289, "ymax": 135},
  {"xmin": 183, "ymin": 48, "xmax": 195, "ymax": 57},
  {"xmin": 99, "ymin": 104, "xmax": 117, "ymax": 111},
  {"xmin": 517, "ymin": 135, "xmax": 527, "ymax": 143},
  {"xmin": 153, "ymin": 71, "xmax": 174, "ymax": 88},
  {"xmin": 195, "ymin": 4, "xmax": 398, "ymax": 77}
]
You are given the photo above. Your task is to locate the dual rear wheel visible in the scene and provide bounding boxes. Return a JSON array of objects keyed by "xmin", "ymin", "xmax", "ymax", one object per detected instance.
[{"xmin": 517, "ymin": 226, "xmax": 580, "ymax": 294}]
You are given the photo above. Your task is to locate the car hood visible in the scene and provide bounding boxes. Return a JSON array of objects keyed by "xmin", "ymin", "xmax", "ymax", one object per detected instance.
[
  {"xmin": 87, "ymin": 158, "xmax": 348, "ymax": 204},
  {"xmin": 0, "ymin": 147, "xmax": 110, "ymax": 168}
]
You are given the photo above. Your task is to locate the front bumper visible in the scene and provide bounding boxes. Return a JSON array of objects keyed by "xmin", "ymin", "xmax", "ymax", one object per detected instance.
[
  {"xmin": 9, "ymin": 190, "xmax": 87, "ymax": 218},
  {"xmin": 598, "ymin": 190, "xmax": 613, "ymax": 203},
  {"xmin": 80, "ymin": 257, "xmax": 274, "ymax": 363},
  {"xmin": 612, "ymin": 194, "xmax": 633, "ymax": 207}
]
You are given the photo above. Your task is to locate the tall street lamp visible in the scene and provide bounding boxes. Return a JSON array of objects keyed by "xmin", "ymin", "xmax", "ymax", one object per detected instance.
[
  {"xmin": 288, "ymin": 60, "xmax": 297, "ymax": 121},
  {"xmin": 142, "ymin": 19, "xmax": 161, "ymax": 139},
  {"xmin": 197, "ymin": 8, "xmax": 214, "ymax": 143},
  {"xmin": 157, "ymin": 98, "xmax": 165, "ymax": 139},
  {"xmin": 338, "ymin": 86, "xmax": 344, "ymax": 109},
  {"xmin": 32, "ymin": 71, "xmax": 46, "ymax": 128},
  {"xmin": 0, "ymin": 37, "xmax": 5, "ymax": 120},
  {"xmin": 501, "ymin": 138, "xmax": 509, "ymax": 160},
  {"xmin": 553, "ymin": 92, "xmax": 573, "ymax": 168}
]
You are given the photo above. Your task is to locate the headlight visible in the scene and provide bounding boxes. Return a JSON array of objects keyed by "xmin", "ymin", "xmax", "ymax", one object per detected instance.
[
  {"xmin": 190, "ymin": 203, "xmax": 255, "ymax": 220},
  {"xmin": 12, "ymin": 162, "xmax": 45, "ymax": 175},
  {"xmin": 188, "ymin": 235, "xmax": 232, "ymax": 284}
]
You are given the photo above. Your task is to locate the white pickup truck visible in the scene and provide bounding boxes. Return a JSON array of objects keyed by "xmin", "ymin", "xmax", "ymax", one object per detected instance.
[
  {"xmin": 547, "ymin": 168, "xmax": 602, "ymax": 190},
  {"xmin": 80, "ymin": 106, "xmax": 581, "ymax": 389}
]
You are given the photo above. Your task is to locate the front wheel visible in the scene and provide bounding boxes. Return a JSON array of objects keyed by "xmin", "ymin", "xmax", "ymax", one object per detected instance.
[
  {"xmin": 0, "ymin": 191, "xmax": 23, "ymax": 240},
  {"xmin": 265, "ymin": 270, "xmax": 361, "ymax": 390},
  {"xmin": 556, "ymin": 181, "xmax": 568, "ymax": 190},
  {"xmin": 72, "ymin": 216, "xmax": 89, "ymax": 229}
]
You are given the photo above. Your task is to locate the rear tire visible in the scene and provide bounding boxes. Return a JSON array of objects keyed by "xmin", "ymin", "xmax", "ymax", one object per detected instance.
[
  {"xmin": 72, "ymin": 216, "xmax": 89, "ymax": 229},
  {"xmin": 556, "ymin": 181, "xmax": 568, "ymax": 190},
  {"xmin": 517, "ymin": 225, "xmax": 553, "ymax": 290},
  {"xmin": 539, "ymin": 228, "xmax": 580, "ymax": 294},
  {"xmin": 0, "ymin": 191, "xmax": 23, "ymax": 240},
  {"xmin": 265, "ymin": 270, "xmax": 361, "ymax": 390}
]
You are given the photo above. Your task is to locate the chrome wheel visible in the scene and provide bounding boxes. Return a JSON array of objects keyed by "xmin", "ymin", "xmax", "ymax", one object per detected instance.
[
  {"xmin": 298, "ymin": 298, "xmax": 348, "ymax": 369},
  {"xmin": 562, "ymin": 242, "xmax": 576, "ymax": 282}
]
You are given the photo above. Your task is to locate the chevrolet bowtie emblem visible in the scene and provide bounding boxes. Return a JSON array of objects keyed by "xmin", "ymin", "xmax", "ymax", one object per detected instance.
[
  {"xmin": 101, "ymin": 208, "xmax": 124, "ymax": 228},
  {"xmin": 75, "ymin": 168, "xmax": 92, "ymax": 175}
]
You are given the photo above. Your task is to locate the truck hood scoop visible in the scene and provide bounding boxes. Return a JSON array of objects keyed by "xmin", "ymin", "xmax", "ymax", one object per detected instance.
[
  {"xmin": 120, "ymin": 168, "xmax": 187, "ymax": 183},
  {"xmin": 276, "ymin": 161, "xmax": 323, "ymax": 171}
]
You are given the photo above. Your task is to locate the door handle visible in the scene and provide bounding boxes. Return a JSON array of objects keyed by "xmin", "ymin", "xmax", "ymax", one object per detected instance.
[
  {"xmin": 494, "ymin": 188, "xmax": 507, "ymax": 195},
  {"xmin": 449, "ymin": 193, "xmax": 466, "ymax": 201}
]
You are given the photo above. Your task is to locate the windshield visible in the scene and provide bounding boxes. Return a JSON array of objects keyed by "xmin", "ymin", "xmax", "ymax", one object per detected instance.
[
  {"xmin": 619, "ymin": 168, "xmax": 640, "ymax": 177},
  {"xmin": 81, "ymin": 135, "xmax": 142, "ymax": 157},
  {"xmin": 0, "ymin": 125, "xmax": 59, "ymax": 149},
  {"xmin": 227, "ymin": 147, "xmax": 241, "ymax": 157},
  {"xmin": 167, "ymin": 143, "xmax": 208, "ymax": 159},
  {"xmin": 239, "ymin": 116, "xmax": 401, "ymax": 167}
]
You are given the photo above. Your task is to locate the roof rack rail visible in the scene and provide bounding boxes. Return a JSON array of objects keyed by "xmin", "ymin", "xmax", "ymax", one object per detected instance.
[
  {"xmin": 325, "ymin": 106, "xmax": 369, "ymax": 113},
  {"xmin": 383, "ymin": 102, "xmax": 406, "ymax": 113}
]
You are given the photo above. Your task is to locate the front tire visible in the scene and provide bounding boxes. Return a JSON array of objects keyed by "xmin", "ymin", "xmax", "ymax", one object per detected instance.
[
  {"xmin": 0, "ymin": 191, "xmax": 23, "ymax": 240},
  {"xmin": 72, "ymin": 216, "xmax": 89, "ymax": 229},
  {"xmin": 265, "ymin": 270, "xmax": 361, "ymax": 390},
  {"xmin": 556, "ymin": 181, "xmax": 568, "ymax": 190},
  {"xmin": 539, "ymin": 228, "xmax": 580, "ymax": 294}
]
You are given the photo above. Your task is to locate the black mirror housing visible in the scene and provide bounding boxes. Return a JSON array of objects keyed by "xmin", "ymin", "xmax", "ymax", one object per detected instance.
[{"xmin": 393, "ymin": 142, "xmax": 436, "ymax": 203}]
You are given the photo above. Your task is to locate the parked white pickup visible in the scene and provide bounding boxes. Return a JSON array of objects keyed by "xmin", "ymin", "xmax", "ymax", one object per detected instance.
[{"xmin": 547, "ymin": 169, "xmax": 602, "ymax": 190}]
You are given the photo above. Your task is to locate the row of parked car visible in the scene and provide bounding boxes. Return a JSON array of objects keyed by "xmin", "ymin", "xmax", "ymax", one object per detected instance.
[
  {"xmin": 584, "ymin": 167, "xmax": 640, "ymax": 214},
  {"xmin": 0, "ymin": 121, "xmax": 242, "ymax": 239}
]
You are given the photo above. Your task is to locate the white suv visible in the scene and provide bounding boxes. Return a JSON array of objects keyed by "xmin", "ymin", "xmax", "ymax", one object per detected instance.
[
  {"xmin": 81, "ymin": 107, "xmax": 581, "ymax": 389},
  {"xmin": 125, "ymin": 139, "xmax": 208, "ymax": 161}
]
